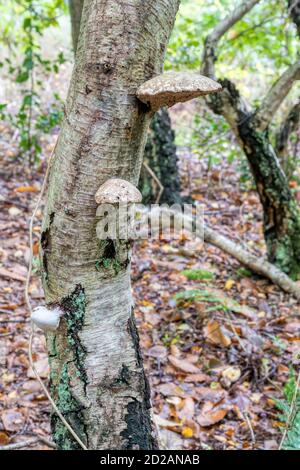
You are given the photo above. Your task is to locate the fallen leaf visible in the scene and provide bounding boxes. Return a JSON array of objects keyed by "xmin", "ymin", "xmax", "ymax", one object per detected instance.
[
  {"xmin": 0, "ymin": 267, "xmax": 26, "ymax": 282},
  {"xmin": 225, "ymin": 279, "xmax": 235, "ymax": 290},
  {"xmin": 0, "ymin": 431, "xmax": 9, "ymax": 445},
  {"xmin": 157, "ymin": 383, "xmax": 186, "ymax": 397},
  {"xmin": 182, "ymin": 426, "xmax": 194, "ymax": 438},
  {"xmin": 185, "ymin": 373, "xmax": 210, "ymax": 383},
  {"xmin": 203, "ymin": 320, "xmax": 231, "ymax": 347},
  {"xmin": 179, "ymin": 397, "xmax": 195, "ymax": 420},
  {"xmin": 168, "ymin": 355, "xmax": 201, "ymax": 374},
  {"xmin": 1, "ymin": 409, "xmax": 25, "ymax": 432},
  {"xmin": 27, "ymin": 356, "xmax": 49, "ymax": 379},
  {"xmin": 14, "ymin": 185, "xmax": 38, "ymax": 193},
  {"xmin": 146, "ymin": 345, "xmax": 167, "ymax": 359},
  {"xmin": 198, "ymin": 401, "xmax": 230, "ymax": 427},
  {"xmin": 8, "ymin": 207, "xmax": 21, "ymax": 217},
  {"xmin": 222, "ymin": 366, "xmax": 241, "ymax": 384},
  {"xmin": 159, "ymin": 429, "xmax": 182, "ymax": 450},
  {"xmin": 154, "ymin": 415, "xmax": 180, "ymax": 429}
]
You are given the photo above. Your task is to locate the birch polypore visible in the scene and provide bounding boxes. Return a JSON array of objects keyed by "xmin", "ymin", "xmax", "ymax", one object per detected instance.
[
  {"xmin": 95, "ymin": 178, "xmax": 142, "ymax": 204},
  {"xmin": 41, "ymin": 0, "xmax": 181, "ymax": 451},
  {"xmin": 137, "ymin": 71, "xmax": 222, "ymax": 111},
  {"xmin": 95, "ymin": 179, "xmax": 142, "ymax": 240}
]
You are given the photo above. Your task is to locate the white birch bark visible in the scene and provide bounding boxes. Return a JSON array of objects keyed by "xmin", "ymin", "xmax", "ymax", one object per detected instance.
[{"xmin": 41, "ymin": 0, "xmax": 180, "ymax": 450}]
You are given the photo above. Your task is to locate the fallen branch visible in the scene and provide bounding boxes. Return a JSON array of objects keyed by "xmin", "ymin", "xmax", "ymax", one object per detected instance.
[
  {"xmin": 204, "ymin": 225, "xmax": 300, "ymax": 300},
  {"xmin": 0, "ymin": 435, "xmax": 56, "ymax": 451},
  {"xmin": 151, "ymin": 207, "xmax": 300, "ymax": 299}
]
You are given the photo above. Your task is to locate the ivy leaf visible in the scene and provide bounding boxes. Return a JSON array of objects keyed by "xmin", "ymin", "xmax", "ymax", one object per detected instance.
[{"xmin": 16, "ymin": 70, "xmax": 29, "ymax": 83}]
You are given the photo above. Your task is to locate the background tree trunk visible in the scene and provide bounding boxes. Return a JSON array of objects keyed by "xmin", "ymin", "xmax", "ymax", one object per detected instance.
[
  {"xmin": 41, "ymin": 0, "xmax": 180, "ymax": 450},
  {"xmin": 139, "ymin": 108, "xmax": 182, "ymax": 204},
  {"xmin": 201, "ymin": 0, "xmax": 300, "ymax": 278},
  {"xmin": 69, "ymin": 0, "xmax": 84, "ymax": 53},
  {"xmin": 207, "ymin": 79, "xmax": 300, "ymax": 278}
]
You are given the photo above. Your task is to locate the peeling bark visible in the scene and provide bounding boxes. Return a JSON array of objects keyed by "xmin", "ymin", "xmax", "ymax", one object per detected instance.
[{"xmin": 42, "ymin": 0, "xmax": 180, "ymax": 450}]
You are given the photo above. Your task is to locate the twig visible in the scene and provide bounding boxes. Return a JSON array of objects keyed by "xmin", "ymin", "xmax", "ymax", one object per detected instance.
[
  {"xmin": 279, "ymin": 369, "xmax": 300, "ymax": 450},
  {"xmin": 0, "ymin": 435, "xmax": 56, "ymax": 451},
  {"xmin": 243, "ymin": 411, "xmax": 256, "ymax": 446},
  {"xmin": 142, "ymin": 161, "xmax": 164, "ymax": 204}
]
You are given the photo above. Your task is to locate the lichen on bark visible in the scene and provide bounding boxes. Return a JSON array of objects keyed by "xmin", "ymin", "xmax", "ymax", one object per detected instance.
[
  {"xmin": 42, "ymin": 0, "xmax": 181, "ymax": 450},
  {"xmin": 48, "ymin": 285, "xmax": 88, "ymax": 450}
]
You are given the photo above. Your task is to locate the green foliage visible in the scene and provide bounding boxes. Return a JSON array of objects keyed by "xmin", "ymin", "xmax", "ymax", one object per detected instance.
[
  {"xmin": 0, "ymin": 0, "xmax": 67, "ymax": 164},
  {"xmin": 174, "ymin": 289, "xmax": 227, "ymax": 312},
  {"xmin": 236, "ymin": 267, "xmax": 253, "ymax": 279},
  {"xmin": 275, "ymin": 368, "xmax": 300, "ymax": 450},
  {"xmin": 181, "ymin": 268, "xmax": 215, "ymax": 281},
  {"xmin": 166, "ymin": 0, "xmax": 299, "ymax": 183}
]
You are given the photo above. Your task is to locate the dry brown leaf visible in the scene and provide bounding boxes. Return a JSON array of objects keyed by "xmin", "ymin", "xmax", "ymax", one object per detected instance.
[
  {"xmin": 222, "ymin": 366, "xmax": 241, "ymax": 384},
  {"xmin": 203, "ymin": 320, "xmax": 231, "ymax": 347},
  {"xmin": 157, "ymin": 383, "xmax": 186, "ymax": 397},
  {"xmin": 1, "ymin": 409, "xmax": 25, "ymax": 432},
  {"xmin": 185, "ymin": 373, "xmax": 210, "ymax": 383},
  {"xmin": 146, "ymin": 345, "xmax": 167, "ymax": 359},
  {"xmin": 178, "ymin": 397, "xmax": 195, "ymax": 420},
  {"xmin": 0, "ymin": 267, "xmax": 26, "ymax": 282},
  {"xmin": 168, "ymin": 355, "xmax": 201, "ymax": 374},
  {"xmin": 198, "ymin": 401, "xmax": 230, "ymax": 427},
  {"xmin": 14, "ymin": 185, "xmax": 38, "ymax": 193},
  {"xmin": 27, "ymin": 356, "xmax": 49, "ymax": 379},
  {"xmin": 0, "ymin": 431, "xmax": 9, "ymax": 445},
  {"xmin": 154, "ymin": 414, "xmax": 180, "ymax": 429}
]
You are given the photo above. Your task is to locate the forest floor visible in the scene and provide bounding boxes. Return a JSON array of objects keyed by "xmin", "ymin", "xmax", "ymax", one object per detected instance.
[{"xmin": 0, "ymin": 122, "xmax": 300, "ymax": 450}]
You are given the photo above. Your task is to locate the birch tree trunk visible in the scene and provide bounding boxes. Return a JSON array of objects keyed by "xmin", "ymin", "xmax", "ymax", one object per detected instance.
[{"xmin": 41, "ymin": 0, "xmax": 180, "ymax": 450}]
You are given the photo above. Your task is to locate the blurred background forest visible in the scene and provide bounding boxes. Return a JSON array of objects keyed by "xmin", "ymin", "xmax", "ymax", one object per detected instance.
[{"xmin": 0, "ymin": 0, "xmax": 300, "ymax": 451}]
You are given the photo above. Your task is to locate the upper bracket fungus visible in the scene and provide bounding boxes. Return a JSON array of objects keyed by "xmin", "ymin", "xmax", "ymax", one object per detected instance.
[
  {"xmin": 31, "ymin": 305, "xmax": 62, "ymax": 332},
  {"xmin": 95, "ymin": 178, "xmax": 142, "ymax": 205},
  {"xmin": 136, "ymin": 71, "xmax": 222, "ymax": 111}
]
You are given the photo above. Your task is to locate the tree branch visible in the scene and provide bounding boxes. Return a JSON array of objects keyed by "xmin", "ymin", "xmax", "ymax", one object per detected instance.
[
  {"xmin": 275, "ymin": 99, "xmax": 300, "ymax": 158},
  {"xmin": 289, "ymin": 0, "xmax": 300, "ymax": 36},
  {"xmin": 254, "ymin": 60, "xmax": 300, "ymax": 131},
  {"xmin": 150, "ymin": 207, "xmax": 300, "ymax": 299},
  {"xmin": 201, "ymin": 0, "xmax": 261, "ymax": 77}
]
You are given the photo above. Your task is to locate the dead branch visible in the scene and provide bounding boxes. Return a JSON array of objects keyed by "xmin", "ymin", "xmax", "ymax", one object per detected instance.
[
  {"xmin": 275, "ymin": 99, "xmax": 300, "ymax": 158},
  {"xmin": 254, "ymin": 60, "xmax": 300, "ymax": 131},
  {"xmin": 142, "ymin": 161, "xmax": 164, "ymax": 204},
  {"xmin": 0, "ymin": 435, "xmax": 56, "ymax": 451},
  {"xmin": 151, "ymin": 207, "xmax": 300, "ymax": 300},
  {"xmin": 201, "ymin": 0, "xmax": 261, "ymax": 77}
]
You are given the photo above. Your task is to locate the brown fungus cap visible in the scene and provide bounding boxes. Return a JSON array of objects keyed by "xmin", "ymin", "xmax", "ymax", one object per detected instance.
[
  {"xmin": 95, "ymin": 178, "xmax": 142, "ymax": 204},
  {"xmin": 137, "ymin": 71, "xmax": 222, "ymax": 111}
]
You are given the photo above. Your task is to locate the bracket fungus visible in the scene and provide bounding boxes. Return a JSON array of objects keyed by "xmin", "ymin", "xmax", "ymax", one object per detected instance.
[
  {"xmin": 95, "ymin": 178, "xmax": 142, "ymax": 240},
  {"xmin": 95, "ymin": 178, "xmax": 142, "ymax": 205},
  {"xmin": 31, "ymin": 306, "xmax": 62, "ymax": 332},
  {"xmin": 136, "ymin": 71, "xmax": 222, "ymax": 111}
]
